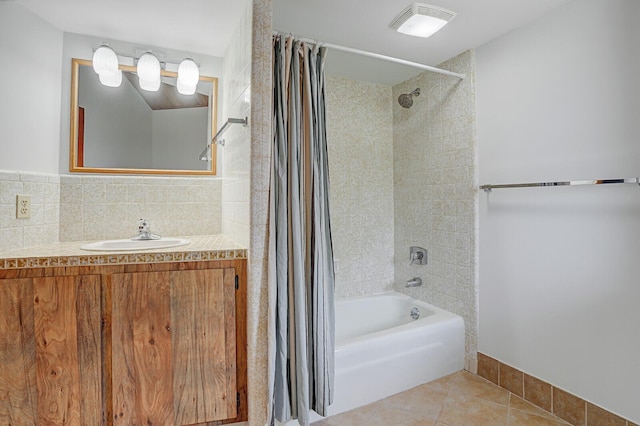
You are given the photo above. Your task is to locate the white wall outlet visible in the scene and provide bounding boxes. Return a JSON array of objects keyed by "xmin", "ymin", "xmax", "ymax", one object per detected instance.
[{"xmin": 16, "ymin": 195, "xmax": 31, "ymax": 219}]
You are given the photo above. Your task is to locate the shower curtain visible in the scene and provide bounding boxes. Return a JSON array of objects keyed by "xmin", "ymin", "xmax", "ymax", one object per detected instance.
[{"xmin": 268, "ymin": 35, "xmax": 335, "ymax": 426}]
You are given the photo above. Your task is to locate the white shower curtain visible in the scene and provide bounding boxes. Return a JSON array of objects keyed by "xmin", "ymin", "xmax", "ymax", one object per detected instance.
[{"xmin": 268, "ymin": 35, "xmax": 335, "ymax": 426}]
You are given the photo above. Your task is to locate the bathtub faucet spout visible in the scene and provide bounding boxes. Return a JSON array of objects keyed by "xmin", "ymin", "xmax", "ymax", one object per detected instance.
[{"xmin": 406, "ymin": 277, "xmax": 422, "ymax": 287}]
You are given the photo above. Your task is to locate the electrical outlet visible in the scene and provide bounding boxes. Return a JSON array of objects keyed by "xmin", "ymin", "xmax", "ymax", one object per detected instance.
[{"xmin": 16, "ymin": 195, "xmax": 31, "ymax": 219}]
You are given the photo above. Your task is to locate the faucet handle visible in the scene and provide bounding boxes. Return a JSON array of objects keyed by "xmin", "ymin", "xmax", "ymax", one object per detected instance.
[{"xmin": 409, "ymin": 246, "xmax": 428, "ymax": 266}]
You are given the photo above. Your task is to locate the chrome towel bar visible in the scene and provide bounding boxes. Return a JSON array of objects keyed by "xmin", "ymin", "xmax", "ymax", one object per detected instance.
[
  {"xmin": 480, "ymin": 177, "xmax": 640, "ymax": 192},
  {"xmin": 198, "ymin": 116, "xmax": 248, "ymax": 160}
]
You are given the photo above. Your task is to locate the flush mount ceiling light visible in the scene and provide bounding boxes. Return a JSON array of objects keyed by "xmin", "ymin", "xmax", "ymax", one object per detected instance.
[{"xmin": 390, "ymin": 3, "xmax": 456, "ymax": 38}]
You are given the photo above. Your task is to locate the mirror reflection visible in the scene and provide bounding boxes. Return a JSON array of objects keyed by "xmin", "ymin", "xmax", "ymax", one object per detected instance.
[{"xmin": 70, "ymin": 58, "xmax": 217, "ymax": 174}]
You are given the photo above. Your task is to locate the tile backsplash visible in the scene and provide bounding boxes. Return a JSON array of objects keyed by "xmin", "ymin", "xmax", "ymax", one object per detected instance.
[
  {"xmin": 0, "ymin": 170, "xmax": 222, "ymax": 250},
  {"xmin": 59, "ymin": 175, "xmax": 222, "ymax": 241},
  {"xmin": 0, "ymin": 170, "xmax": 60, "ymax": 250}
]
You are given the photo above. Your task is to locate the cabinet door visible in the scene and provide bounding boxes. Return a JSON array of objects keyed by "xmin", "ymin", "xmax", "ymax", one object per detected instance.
[
  {"xmin": 110, "ymin": 268, "xmax": 237, "ymax": 426},
  {"xmin": 0, "ymin": 275, "xmax": 102, "ymax": 426}
]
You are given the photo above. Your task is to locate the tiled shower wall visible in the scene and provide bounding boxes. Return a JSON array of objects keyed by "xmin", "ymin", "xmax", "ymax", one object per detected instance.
[
  {"xmin": 0, "ymin": 171, "xmax": 60, "ymax": 250},
  {"xmin": 221, "ymin": 3, "xmax": 252, "ymax": 248},
  {"xmin": 326, "ymin": 75, "xmax": 395, "ymax": 299},
  {"xmin": 393, "ymin": 50, "xmax": 478, "ymax": 371}
]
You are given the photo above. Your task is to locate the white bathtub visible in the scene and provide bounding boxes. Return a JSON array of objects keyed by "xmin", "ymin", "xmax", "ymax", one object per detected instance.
[
  {"xmin": 286, "ymin": 291, "xmax": 465, "ymax": 424},
  {"xmin": 329, "ymin": 291, "xmax": 464, "ymax": 416}
]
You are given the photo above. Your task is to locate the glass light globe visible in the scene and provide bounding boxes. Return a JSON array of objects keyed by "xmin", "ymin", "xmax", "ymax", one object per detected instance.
[
  {"xmin": 177, "ymin": 79, "xmax": 197, "ymax": 95},
  {"xmin": 137, "ymin": 52, "xmax": 161, "ymax": 83},
  {"xmin": 178, "ymin": 58, "xmax": 199, "ymax": 87},
  {"xmin": 99, "ymin": 69, "xmax": 122, "ymax": 87},
  {"xmin": 92, "ymin": 45, "xmax": 118, "ymax": 76},
  {"xmin": 139, "ymin": 76, "xmax": 161, "ymax": 92}
]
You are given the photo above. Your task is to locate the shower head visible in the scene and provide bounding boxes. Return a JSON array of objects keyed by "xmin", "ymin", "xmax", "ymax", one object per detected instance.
[{"xmin": 398, "ymin": 88, "xmax": 420, "ymax": 108}]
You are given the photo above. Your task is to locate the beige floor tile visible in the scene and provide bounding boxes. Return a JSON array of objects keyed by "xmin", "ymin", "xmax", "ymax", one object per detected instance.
[
  {"xmin": 377, "ymin": 377, "xmax": 451, "ymax": 420},
  {"xmin": 509, "ymin": 395, "xmax": 569, "ymax": 423},
  {"xmin": 366, "ymin": 405, "xmax": 436, "ymax": 426},
  {"xmin": 508, "ymin": 408, "xmax": 571, "ymax": 426},
  {"xmin": 438, "ymin": 393, "xmax": 508, "ymax": 426},
  {"xmin": 450, "ymin": 371, "xmax": 510, "ymax": 406},
  {"xmin": 314, "ymin": 402, "xmax": 377, "ymax": 425}
]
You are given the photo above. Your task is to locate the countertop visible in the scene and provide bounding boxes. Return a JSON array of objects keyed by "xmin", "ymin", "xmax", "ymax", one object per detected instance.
[{"xmin": 0, "ymin": 234, "xmax": 247, "ymax": 270}]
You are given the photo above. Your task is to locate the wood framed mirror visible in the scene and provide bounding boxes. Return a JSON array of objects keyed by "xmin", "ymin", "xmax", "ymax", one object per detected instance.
[{"xmin": 69, "ymin": 58, "xmax": 218, "ymax": 175}]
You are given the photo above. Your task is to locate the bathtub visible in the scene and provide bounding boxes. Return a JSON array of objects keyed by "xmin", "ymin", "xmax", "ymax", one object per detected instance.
[
  {"xmin": 285, "ymin": 291, "xmax": 464, "ymax": 424},
  {"xmin": 328, "ymin": 291, "xmax": 464, "ymax": 415}
]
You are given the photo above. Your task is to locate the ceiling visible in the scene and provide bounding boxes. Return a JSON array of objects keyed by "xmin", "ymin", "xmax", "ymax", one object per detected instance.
[
  {"xmin": 273, "ymin": 0, "xmax": 573, "ymax": 85},
  {"xmin": 14, "ymin": 0, "xmax": 251, "ymax": 58},
  {"xmin": 14, "ymin": 0, "xmax": 573, "ymax": 86}
]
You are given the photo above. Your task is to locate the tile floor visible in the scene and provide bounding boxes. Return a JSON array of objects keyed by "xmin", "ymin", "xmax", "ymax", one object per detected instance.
[{"xmin": 312, "ymin": 371, "xmax": 572, "ymax": 426}]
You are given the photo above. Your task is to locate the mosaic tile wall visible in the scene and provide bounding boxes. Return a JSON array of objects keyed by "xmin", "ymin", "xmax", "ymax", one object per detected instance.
[
  {"xmin": 325, "ymin": 75, "xmax": 395, "ymax": 299},
  {"xmin": 247, "ymin": 0, "xmax": 272, "ymax": 424},
  {"xmin": 221, "ymin": 3, "xmax": 252, "ymax": 248},
  {"xmin": 58, "ymin": 174, "xmax": 222, "ymax": 242},
  {"xmin": 392, "ymin": 50, "xmax": 479, "ymax": 372},
  {"xmin": 0, "ymin": 170, "xmax": 60, "ymax": 250}
]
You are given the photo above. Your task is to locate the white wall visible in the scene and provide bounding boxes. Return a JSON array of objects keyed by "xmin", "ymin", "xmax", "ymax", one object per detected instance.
[
  {"xmin": 477, "ymin": 0, "xmax": 640, "ymax": 422},
  {"xmin": 0, "ymin": 3, "xmax": 63, "ymax": 174}
]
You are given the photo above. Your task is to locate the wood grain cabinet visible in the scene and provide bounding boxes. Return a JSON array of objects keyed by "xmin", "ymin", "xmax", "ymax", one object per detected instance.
[{"xmin": 0, "ymin": 260, "xmax": 247, "ymax": 426}]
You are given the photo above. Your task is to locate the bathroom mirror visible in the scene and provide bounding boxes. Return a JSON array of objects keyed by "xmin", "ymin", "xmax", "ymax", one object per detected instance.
[{"xmin": 69, "ymin": 58, "xmax": 218, "ymax": 175}]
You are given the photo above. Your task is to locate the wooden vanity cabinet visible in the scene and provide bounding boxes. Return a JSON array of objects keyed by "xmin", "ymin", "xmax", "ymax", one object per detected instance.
[{"xmin": 0, "ymin": 259, "xmax": 247, "ymax": 426}]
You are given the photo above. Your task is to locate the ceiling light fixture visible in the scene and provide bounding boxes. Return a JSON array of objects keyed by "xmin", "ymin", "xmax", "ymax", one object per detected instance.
[{"xmin": 390, "ymin": 3, "xmax": 456, "ymax": 38}]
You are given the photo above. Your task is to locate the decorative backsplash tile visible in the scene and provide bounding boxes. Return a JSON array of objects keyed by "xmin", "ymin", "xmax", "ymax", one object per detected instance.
[{"xmin": 0, "ymin": 234, "xmax": 247, "ymax": 270}]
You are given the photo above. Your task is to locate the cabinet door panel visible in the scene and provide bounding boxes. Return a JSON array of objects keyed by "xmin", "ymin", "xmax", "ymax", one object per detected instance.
[
  {"xmin": 33, "ymin": 276, "xmax": 82, "ymax": 425},
  {"xmin": 75, "ymin": 275, "xmax": 103, "ymax": 425},
  {"xmin": 112, "ymin": 271, "xmax": 174, "ymax": 426},
  {"xmin": 0, "ymin": 278, "xmax": 36, "ymax": 425},
  {"xmin": 170, "ymin": 268, "xmax": 237, "ymax": 424}
]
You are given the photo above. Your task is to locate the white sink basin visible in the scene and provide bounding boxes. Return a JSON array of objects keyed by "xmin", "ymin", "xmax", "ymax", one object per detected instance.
[{"xmin": 80, "ymin": 238, "xmax": 190, "ymax": 251}]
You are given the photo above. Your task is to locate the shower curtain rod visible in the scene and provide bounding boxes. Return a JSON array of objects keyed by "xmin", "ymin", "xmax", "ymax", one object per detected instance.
[{"xmin": 272, "ymin": 31, "xmax": 466, "ymax": 80}]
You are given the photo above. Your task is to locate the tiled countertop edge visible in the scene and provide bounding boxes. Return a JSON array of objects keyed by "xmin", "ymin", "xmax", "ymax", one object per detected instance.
[{"xmin": 0, "ymin": 235, "xmax": 247, "ymax": 270}]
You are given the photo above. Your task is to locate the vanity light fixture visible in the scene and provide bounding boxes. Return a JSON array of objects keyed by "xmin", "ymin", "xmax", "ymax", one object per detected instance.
[
  {"xmin": 90, "ymin": 44, "xmax": 202, "ymax": 93},
  {"xmin": 137, "ymin": 52, "xmax": 161, "ymax": 91},
  {"xmin": 177, "ymin": 58, "xmax": 200, "ymax": 95},
  {"xmin": 390, "ymin": 3, "xmax": 456, "ymax": 38}
]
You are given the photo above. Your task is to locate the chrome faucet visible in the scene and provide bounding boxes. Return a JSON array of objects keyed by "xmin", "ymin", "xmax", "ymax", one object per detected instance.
[
  {"xmin": 406, "ymin": 277, "xmax": 423, "ymax": 287},
  {"xmin": 132, "ymin": 218, "xmax": 161, "ymax": 240}
]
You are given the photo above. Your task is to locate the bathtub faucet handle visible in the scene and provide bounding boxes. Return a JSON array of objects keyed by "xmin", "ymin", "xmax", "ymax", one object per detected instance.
[{"xmin": 409, "ymin": 246, "xmax": 428, "ymax": 266}]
